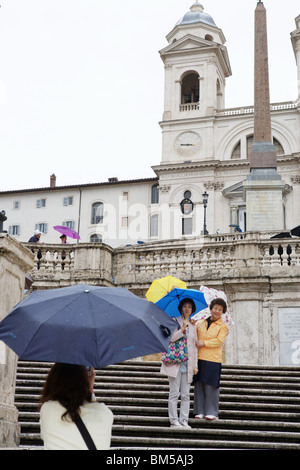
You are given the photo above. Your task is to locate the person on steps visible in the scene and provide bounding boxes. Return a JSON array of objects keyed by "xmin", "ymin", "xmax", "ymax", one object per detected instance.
[
  {"xmin": 193, "ymin": 298, "xmax": 228, "ymax": 421},
  {"xmin": 39, "ymin": 363, "xmax": 113, "ymax": 450},
  {"xmin": 160, "ymin": 299, "xmax": 199, "ymax": 429}
]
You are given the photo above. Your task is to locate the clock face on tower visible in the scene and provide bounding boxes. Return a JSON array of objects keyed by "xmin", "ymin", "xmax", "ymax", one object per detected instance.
[{"xmin": 174, "ymin": 131, "xmax": 201, "ymax": 157}]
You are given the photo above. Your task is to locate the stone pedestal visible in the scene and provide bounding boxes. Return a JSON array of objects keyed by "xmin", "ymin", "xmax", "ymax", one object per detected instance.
[
  {"xmin": 0, "ymin": 234, "xmax": 33, "ymax": 448},
  {"xmin": 243, "ymin": 169, "xmax": 284, "ymax": 231}
]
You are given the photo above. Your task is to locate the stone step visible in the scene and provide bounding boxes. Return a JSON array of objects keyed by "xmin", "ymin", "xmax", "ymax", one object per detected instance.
[
  {"xmin": 14, "ymin": 391, "xmax": 300, "ymax": 408},
  {"xmin": 15, "ymin": 391, "xmax": 300, "ymax": 412},
  {"xmin": 16, "ymin": 367, "xmax": 300, "ymax": 385},
  {"xmin": 18, "ymin": 408, "xmax": 300, "ymax": 423},
  {"xmin": 19, "ymin": 423, "xmax": 300, "ymax": 446},
  {"xmin": 15, "ymin": 400, "xmax": 300, "ymax": 425},
  {"xmin": 18, "ymin": 413, "xmax": 300, "ymax": 432},
  {"xmin": 18, "ymin": 428, "xmax": 300, "ymax": 450},
  {"xmin": 16, "ymin": 361, "xmax": 300, "ymax": 376},
  {"xmin": 15, "ymin": 382, "xmax": 300, "ymax": 397},
  {"xmin": 19, "ymin": 413, "xmax": 300, "ymax": 444}
]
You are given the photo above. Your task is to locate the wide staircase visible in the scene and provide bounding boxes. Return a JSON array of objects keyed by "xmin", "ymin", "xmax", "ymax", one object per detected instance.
[{"xmin": 15, "ymin": 360, "xmax": 300, "ymax": 450}]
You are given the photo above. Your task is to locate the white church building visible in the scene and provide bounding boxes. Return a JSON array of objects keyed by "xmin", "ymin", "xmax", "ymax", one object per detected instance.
[{"xmin": 1, "ymin": 2, "xmax": 300, "ymax": 247}]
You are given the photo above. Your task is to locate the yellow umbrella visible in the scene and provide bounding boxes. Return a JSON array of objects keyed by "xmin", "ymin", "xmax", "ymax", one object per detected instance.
[{"xmin": 146, "ymin": 276, "xmax": 187, "ymax": 303}]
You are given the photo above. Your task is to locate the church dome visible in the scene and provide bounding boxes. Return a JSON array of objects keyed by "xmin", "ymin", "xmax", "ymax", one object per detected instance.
[{"xmin": 175, "ymin": 2, "xmax": 217, "ymax": 28}]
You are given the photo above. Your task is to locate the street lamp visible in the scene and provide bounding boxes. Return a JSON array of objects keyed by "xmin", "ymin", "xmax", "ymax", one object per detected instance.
[{"xmin": 201, "ymin": 191, "xmax": 209, "ymax": 235}]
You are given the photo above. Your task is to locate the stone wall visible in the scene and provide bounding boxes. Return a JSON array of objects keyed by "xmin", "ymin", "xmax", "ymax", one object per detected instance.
[{"xmin": 0, "ymin": 234, "xmax": 33, "ymax": 447}]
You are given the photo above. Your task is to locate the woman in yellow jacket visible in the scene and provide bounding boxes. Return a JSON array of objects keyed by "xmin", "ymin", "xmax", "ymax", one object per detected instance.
[{"xmin": 193, "ymin": 298, "xmax": 228, "ymax": 421}]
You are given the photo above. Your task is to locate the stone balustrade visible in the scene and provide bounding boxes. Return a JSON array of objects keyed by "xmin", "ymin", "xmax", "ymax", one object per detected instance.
[
  {"xmin": 113, "ymin": 233, "xmax": 300, "ymax": 289},
  {"xmin": 216, "ymin": 101, "xmax": 297, "ymax": 116},
  {"xmin": 179, "ymin": 103, "xmax": 200, "ymax": 111},
  {"xmin": 24, "ymin": 232, "xmax": 300, "ymax": 291},
  {"xmin": 23, "ymin": 242, "xmax": 114, "ymax": 289}
]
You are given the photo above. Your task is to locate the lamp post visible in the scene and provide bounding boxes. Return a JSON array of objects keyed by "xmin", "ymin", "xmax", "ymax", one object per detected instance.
[{"xmin": 201, "ymin": 191, "xmax": 209, "ymax": 235}]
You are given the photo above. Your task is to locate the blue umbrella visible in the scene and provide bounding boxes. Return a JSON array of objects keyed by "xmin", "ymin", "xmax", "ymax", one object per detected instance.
[
  {"xmin": 156, "ymin": 288, "xmax": 207, "ymax": 317},
  {"xmin": 0, "ymin": 284, "xmax": 176, "ymax": 369}
]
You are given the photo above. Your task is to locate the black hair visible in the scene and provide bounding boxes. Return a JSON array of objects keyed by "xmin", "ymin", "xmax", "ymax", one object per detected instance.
[{"xmin": 178, "ymin": 298, "xmax": 196, "ymax": 314}]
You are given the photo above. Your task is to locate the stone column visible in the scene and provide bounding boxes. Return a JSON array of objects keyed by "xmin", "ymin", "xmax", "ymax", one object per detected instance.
[
  {"xmin": 252, "ymin": 2, "xmax": 273, "ymax": 154},
  {"xmin": 249, "ymin": 1, "xmax": 277, "ymax": 169},
  {"xmin": 0, "ymin": 234, "xmax": 33, "ymax": 448},
  {"xmin": 243, "ymin": 1, "xmax": 284, "ymax": 231}
]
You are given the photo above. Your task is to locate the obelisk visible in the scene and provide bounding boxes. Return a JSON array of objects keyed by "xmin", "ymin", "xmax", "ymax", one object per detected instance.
[{"xmin": 244, "ymin": 1, "xmax": 284, "ymax": 231}]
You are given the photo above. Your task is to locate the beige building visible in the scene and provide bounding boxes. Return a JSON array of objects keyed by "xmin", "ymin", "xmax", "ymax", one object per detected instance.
[{"xmin": 0, "ymin": 176, "xmax": 158, "ymax": 248}]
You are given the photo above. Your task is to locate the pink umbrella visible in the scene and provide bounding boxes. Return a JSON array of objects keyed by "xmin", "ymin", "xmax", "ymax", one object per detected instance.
[
  {"xmin": 191, "ymin": 286, "xmax": 234, "ymax": 334},
  {"xmin": 53, "ymin": 225, "xmax": 80, "ymax": 240}
]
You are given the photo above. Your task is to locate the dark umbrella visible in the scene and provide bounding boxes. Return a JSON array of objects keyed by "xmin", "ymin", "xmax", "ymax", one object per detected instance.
[
  {"xmin": 270, "ymin": 232, "xmax": 292, "ymax": 239},
  {"xmin": 291, "ymin": 225, "xmax": 300, "ymax": 237},
  {"xmin": 0, "ymin": 284, "xmax": 175, "ymax": 369},
  {"xmin": 270, "ymin": 225, "xmax": 300, "ymax": 239}
]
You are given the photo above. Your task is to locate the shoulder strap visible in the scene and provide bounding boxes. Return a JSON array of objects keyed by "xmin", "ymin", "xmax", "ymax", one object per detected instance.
[{"xmin": 75, "ymin": 416, "xmax": 97, "ymax": 450}]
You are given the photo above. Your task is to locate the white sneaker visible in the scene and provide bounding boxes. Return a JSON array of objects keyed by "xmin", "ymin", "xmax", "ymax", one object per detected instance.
[
  {"xmin": 205, "ymin": 415, "xmax": 218, "ymax": 421},
  {"xmin": 170, "ymin": 421, "xmax": 182, "ymax": 428},
  {"xmin": 195, "ymin": 414, "xmax": 204, "ymax": 419},
  {"xmin": 180, "ymin": 420, "xmax": 191, "ymax": 429}
]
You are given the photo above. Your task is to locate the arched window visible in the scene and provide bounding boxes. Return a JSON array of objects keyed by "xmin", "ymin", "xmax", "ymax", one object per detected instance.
[
  {"xmin": 246, "ymin": 135, "xmax": 284, "ymax": 157},
  {"xmin": 247, "ymin": 135, "xmax": 253, "ymax": 157},
  {"xmin": 151, "ymin": 184, "xmax": 159, "ymax": 204},
  {"xmin": 273, "ymin": 138, "xmax": 284, "ymax": 156},
  {"xmin": 231, "ymin": 141, "xmax": 241, "ymax": 159},
  {"xmin": 90, "ymin": 234, "xmax": 102, "ymax": 243},
  {"xmin": 181, "ymin": 73, "xmax": 199, "ymax": 104},
  {"xmin": 91, "ymin": 202, "xmax": 104, "ymax": 225},
  {"xmin": 230, "ymin": 135, "xmax": 285, "ymax": 159}
]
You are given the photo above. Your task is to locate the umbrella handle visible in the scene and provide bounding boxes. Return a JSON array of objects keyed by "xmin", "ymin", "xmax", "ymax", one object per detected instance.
[{"xmin": 160, "ymin": 325, "xmax": 171, "ymax": 338}]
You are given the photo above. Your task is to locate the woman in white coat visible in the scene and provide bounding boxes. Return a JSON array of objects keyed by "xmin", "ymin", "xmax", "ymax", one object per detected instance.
[
  {"xmin": 39, "ymin": 363, "xmax": 113, "ymax": 450},
  {"xmin": 160, "ymin": 299, "xmax": 198, "ymax": 428}
]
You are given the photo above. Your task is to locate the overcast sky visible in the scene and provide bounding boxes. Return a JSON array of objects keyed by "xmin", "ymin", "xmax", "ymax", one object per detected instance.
[{"xmin": 0, "ymin": 0, "xmax": 299, "ymax": 191}]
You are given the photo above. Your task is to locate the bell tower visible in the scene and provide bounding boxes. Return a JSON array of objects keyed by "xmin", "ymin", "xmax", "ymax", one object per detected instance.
[{"xmin": 158, "ymin": 2, "xmax": 231, "ymax": 165}]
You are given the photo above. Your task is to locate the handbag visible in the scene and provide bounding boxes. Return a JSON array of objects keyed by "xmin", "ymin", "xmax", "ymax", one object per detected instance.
[
  {"xmin": 75, "ymin": 416, "xmax": 97, "ymax": 450},
  {"xmin": 161, "ymin": 328, "xmax": 188, "ymax": 364}
]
